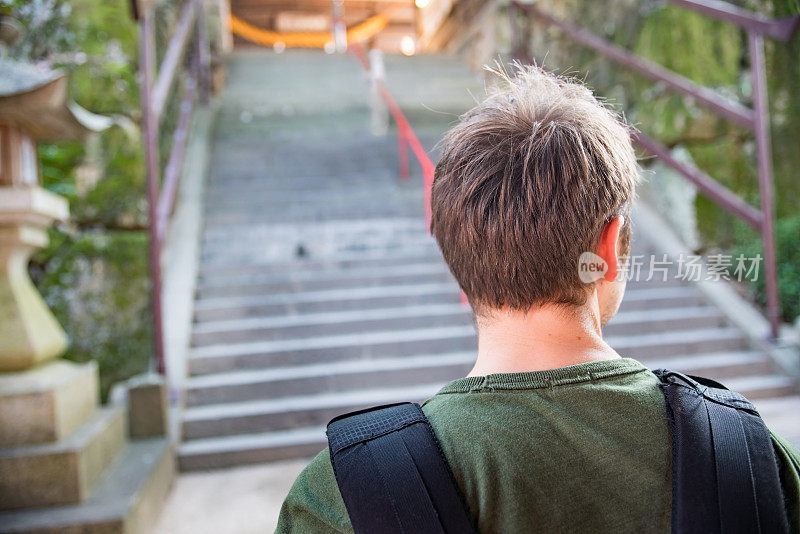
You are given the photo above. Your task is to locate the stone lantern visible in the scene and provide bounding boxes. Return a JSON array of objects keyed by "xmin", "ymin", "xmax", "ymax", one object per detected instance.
[
  {"xmin": 0, "ymin": 59, "xmax": 110, "ymax": 371},
  {"xmin": 0, "ymin": 40, "xmax": 173, "ymax": 534}
]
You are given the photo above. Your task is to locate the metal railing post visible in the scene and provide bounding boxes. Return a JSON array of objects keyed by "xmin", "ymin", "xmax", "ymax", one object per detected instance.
[
  {"xmin": 133, "ymin": 0, "xmax": 208, "ymax": 375},
  {"xmin": 398, "ymin": 130, "xmax": 410, "ymax": 181},
  {"xmin": 368, "ymin": 48, "xmax": 389, "ymax": 136},
  {"xmin": 333, "ymin": 0, "xmax": 347, "ymax": 53},
  {"xmin": 139, "ymin": 5, "xmax": 167, "ymax": 374},
  {"xmin": 196, "ymin": 0, "xmax": 212, "ymax": 103},
  {"xmin": 423, "ymin": 161, "xmax": 434, "ymax": 230},
  {"xmin": 749, "ymin": 30, "xmax": 781, "ymax": 340},
  {"xmin": 507, "ymin": 2, "xmax": 530, "ymax": 64}
]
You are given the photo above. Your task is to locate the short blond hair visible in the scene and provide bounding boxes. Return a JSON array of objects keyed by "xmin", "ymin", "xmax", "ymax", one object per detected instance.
[{"xmin": 430, "ymin": 63, "xmax": 640, "ymax": 314}]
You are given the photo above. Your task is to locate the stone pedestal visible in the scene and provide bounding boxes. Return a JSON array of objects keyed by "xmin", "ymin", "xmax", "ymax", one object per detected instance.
[
  {"xmin": 126, "ymin": 374, "xmax": 169, "ymax": 439},
  {"xmin": 0, "ymin": 405, "xmax": 173, "ymax": 522},
  {"xmin": 0, "ymin": 361, "xmax": 126, "ymax": 510},
  {"xmin": 0, "ymin": 363, "xmax": 175, "ymax": 534},
  {"xmin": 0, "ymin": 186, "xmax": 69, "ymax": 372},
  {"xmin": 0, "ymin": 360, "xmax": 98, "ymax": 448}
]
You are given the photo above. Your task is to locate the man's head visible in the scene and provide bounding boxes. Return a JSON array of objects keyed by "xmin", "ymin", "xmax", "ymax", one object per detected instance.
[{"xmin": 431, "ymin": 64, "xmax": 640, "ymax": 324}]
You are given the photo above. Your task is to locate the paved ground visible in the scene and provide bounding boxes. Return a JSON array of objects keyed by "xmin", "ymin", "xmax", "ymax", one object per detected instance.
[{"xmin": 153, "ymin": 458, "xmax": 306, "ymax": 534}]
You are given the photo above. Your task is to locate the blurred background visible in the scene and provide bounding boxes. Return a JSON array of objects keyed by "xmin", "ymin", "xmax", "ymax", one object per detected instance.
[{"xmin": 0, "ymin": 0, "xmax": 798, "ymax": 532}]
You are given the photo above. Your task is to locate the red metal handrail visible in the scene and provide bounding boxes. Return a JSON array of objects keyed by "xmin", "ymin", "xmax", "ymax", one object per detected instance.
[
  {"xmin": 349, "ymin": 44, "xmax": 469, "ymax": 306},
  {"xmin": 134, "ymin": 0, "xmax": 211, "ymax": 374},
  {"xmin": 510, "ymin": 0, "xmax": 799, "ymax": 340},
  {"xmin": 350, "ymin": 44, "xmax": 437, "ymax": 228}
]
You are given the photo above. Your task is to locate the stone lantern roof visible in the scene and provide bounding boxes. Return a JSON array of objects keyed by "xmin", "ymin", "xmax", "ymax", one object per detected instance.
[
  {"xmin": 0, "ymin": 58, "xmax": 111, "ymax": 370},
  {"xmin": 0, "ymin": 58, "xmax": 111, "ymax": 141}
]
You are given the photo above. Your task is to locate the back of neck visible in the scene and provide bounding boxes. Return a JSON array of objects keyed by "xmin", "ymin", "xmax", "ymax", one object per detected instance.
[{"xmin": 468, "ymin": 301, "xmax": 620, "ymax": 377}]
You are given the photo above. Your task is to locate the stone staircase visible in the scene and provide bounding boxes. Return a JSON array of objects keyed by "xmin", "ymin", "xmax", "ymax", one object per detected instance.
[{"xmin": 177, "ymin": 49, "xmax": 799, "ymax": 471}]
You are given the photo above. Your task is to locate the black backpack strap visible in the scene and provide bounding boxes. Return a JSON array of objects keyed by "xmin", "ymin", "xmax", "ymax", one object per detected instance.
[
  {"xmin": 326, "ymin": 402, "xmax": 476, "ymax": 534},
  {"xmin": 653, "ymin": 369, "xmax": 789, "ymax": 534}
]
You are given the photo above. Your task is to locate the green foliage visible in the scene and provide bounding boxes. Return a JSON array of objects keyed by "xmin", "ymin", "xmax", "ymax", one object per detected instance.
[
  {"xmin": 43, "ymin": 0, "xmax": 145, "ymax": 226},
  {"xmin": 32, "ymin": 229, "xmax": 153, "ymax": 399},
  {"xmin": 635, "ymin": 0, "xmax": 800, "ymax": 325},
  {"xmin": 66, "ymin": 0, "xmax": 140, "ymax": 115},
  {"xmin": 72, "ymin": 127, "xmax": 147, "ymax": 229},
  {"xmin": 629, "ymin": 3, "xmax": 754, "ymax": 229},
  {"xmin": 758, "ymin": 1, "xmax": 800, "ymax": 221},
  {"xmin": 38, "ymin": 141, "xmax": 83, "ymax": 200},
  {"xmin": 1, "ymin": 0, "xmax": 75, "ymax": 60},
  {"xmin": 635, "ymin": 5, "xmax": 742, "ymax": 88},
  {"xmin": 730, "ymin": 216, "xmax": 800, "ymax": 323}
]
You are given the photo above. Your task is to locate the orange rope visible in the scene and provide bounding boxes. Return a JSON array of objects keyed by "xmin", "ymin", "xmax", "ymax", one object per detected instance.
[{"xmin": 229, "ymin": 12, "xmax": 390, "ymax": 48}]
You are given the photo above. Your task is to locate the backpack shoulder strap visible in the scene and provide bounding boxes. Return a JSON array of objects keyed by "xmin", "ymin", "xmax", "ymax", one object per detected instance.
[
  {"xmin": 653, "ymin": 369, "xmax": 789, "ymax": 534},
  {"xmin": 326, "ymin": 402, "xmax": 476, "ymax": 534}
]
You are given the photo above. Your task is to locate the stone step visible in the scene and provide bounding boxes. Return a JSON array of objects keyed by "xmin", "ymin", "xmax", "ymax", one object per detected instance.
[
  {"xmin": 603, "ymin": 306, "xmax": 726, "ymax": 336},
  {"xmin": 195, "ymin": 262, "xmax": 685, "ymax": 299},
  {"xmin": 178, "ymin": 426, "xmax": 327, "ymax": 471},
  {"xmin": 192, "ymin": 303, "xmax": 472, "ymax": 346},
  {"xmin": 205, "ymin": 171, "xmax": 405, "ymax": 191},
  {"xmin": 204, "ymin": 171, "xmax": 397, "ymax": 194},
  {"xmin": 201, "ymin": 217, "xmax": 427, "ymax": 246},
  {"xmin": 617, "ymin": 286, "xmax": 707, "ymax": 311},
  {"xmin": 207, "ymin": 158, "xmax": 398, "ymax": 180},
  {"xmin": 212, "ymin": 181, "xmax": 418, "ymax": 200},
  {"xmin": 182, "ymin": 383, "xmax": 441, "ymax": 440},
  {"xmin": 178, "ymin": 383, "xmax": 800, "ymax": 472},
  {"xmin": 722, "ymin": 374, "xmax": 799, "ymax": 400},
  {"xmin": 203, "ymin": 197, "xmax": 421, "ymax": 221},
  {"xmin": 184, "ymin": 349, "xmax": 769, "ymax": 408},
  {"xmin": 192, "ymin": 280, "xmax": 698, "ymax": 320},
  {"xmin": 203, "ymin": 206, "xmax": 422, "ymax": 226},
  {"xmin": 201, "ymin": 218, "xmax": 429, "ymax": 243},
  {"xmin": 179, "ymin": 368, "xmax": 795, "ymax": 452},
  {"xmin": 202, "ymin": 221, "xmax": 427, "ymax": 250},
  {"xmin": 193, "ymin": 282, "xmax": 462, "ymax": 322},
  {"xmin": 188, "ymin": 325, "xmax": 478, "ymax": 376},
  {"xmin": 208, "ymin": 143, "xmax": 393, "ymax": 161},
  {"xmin": 198, "ymin": 247, "xmax": 442, "ymax": 281},
  {"xmin": 196, "ymin": 268, "xmax": 455, "ymax": 300},
  {"xmin": 607, "ymin": 326, "xmax": 747, "ymax": 359},
  {"xmin": 206, "ymin": 182, "xmax": 402, "ymax": 201},
  {"xmin": 190, "ymin": 303, "xmax": 720, "ymax": 347},
  {"xmin": 0, "ymin": 438, "xmax": 174, "ymax": 534},
  {"xmin": 200, "ymin": 238, "xmax": 436, "ymax": 267},
  {"xmin": 203, "ymin": 185, "xmax": 412, "ymax": 212},
  {"xmin": 205, "ymin": 180, "xmax": 399, "ymax": 200},
  {"xmin": 209, "ymin": 154, "xmax": 425, "ymax": 173},
  {"xmin": 642, "ymin": 351, "xmax": 774, "ymax": 380},
  {"xmin": 185, "ymin": 351, "xmax": 476, "ymax": 407},
  {"xmin": 188, "ymin": 323, "xmax": 746, "ymax": 377},
  {"xmin": 0, "ymin": 407, "xmax": 126, "ymax": 510},
  {"xmin": 197, "ymin": 258, "xmax": 444, "ymax": 291}
]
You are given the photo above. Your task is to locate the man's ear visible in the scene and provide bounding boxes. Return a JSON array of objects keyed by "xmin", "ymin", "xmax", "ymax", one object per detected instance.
[{"xmin": 597, "ymin": 215, "xmax": 624, "ymax": 283}]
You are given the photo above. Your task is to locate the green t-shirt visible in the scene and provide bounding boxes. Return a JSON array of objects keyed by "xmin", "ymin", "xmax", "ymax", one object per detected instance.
[{"xmin": 275, "ymin": 358, "xmax": 800, "ymax": 533}]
